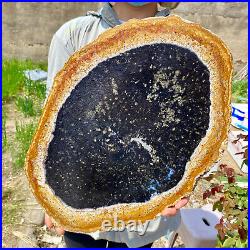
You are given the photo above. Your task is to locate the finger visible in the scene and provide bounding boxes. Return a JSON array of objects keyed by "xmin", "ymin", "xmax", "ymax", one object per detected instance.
[
  {"xmin": 55, "ymin": 227, "xmax": 65, "ymax": 236},
  {"xmin": 161, "ymin": 207, "xmax": 177, "ymax": 216},
  {"xmin": 175, "ymin": 198, "xmax": 189, "ymax": 209},
  {"xmin": 44, "ymin": 214, "xmax": 53, "ymax": 229}
]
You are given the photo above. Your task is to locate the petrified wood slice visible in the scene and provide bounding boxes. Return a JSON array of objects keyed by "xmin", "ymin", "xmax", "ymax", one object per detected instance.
[{"xmin": 25, "ymin": 16, "xmax": 232, "ymax": 233}]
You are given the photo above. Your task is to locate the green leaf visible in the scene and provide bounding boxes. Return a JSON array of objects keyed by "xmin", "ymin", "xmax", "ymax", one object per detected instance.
[
  {"xmin": 238, "ymin": 200, "xmax": 243, "ymax": 208},
  {"xmin": 222, "ymin": 237, "xmax": 236, "ymax": 247},
  {"xmin": 240, "ymin": 197, "xmax": 246, "ymax": 202},
  {"xmin": 244, "ymin": 239, "xmax": 248, "ymax": 247},
  {"xmin": 216, "ymin": 237, "xmax": 224, "ymax": 247},
  {"xmin": 229, "ymin": 186, "xmax": 237, "ymax": 194},
  {"xmin": 231, "ymin": 209, "xmax": 241, "ymax": 216},
  {"xmin": 243, "ymin": 218, "xmax": 248, "ymax": 228},
  {"xmin": 244, "ymin": 199, "xmax": 248, "ymax": 208},
  {"xmin": 236, "ymin": 238, "xmax": 244, "ymax": 248},
  {"xmin": 213, "ymin": 200, "xmax": 223, "ymax": 212},
  {"xmin": 236, "ymin": 187, "xmax": 245, "ymax": 194}
]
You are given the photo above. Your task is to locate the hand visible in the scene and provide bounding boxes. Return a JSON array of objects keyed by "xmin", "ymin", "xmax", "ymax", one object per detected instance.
[
  {"xmin": 44, "ymin": 213, "xmax": 65, "ymax": 236},
  {"xmin": 161, "ymin": 197, "xmax": 189, "ymax": 217}
]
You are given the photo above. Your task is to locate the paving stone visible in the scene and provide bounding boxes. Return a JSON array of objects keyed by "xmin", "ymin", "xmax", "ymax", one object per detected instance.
[
  {"xmin": 15, "ymin": 226, "xmax": 38, "ymax": 248},
  {"xmin": 24, "ymin": 207, "xmax": 45, "ymax": 226}
]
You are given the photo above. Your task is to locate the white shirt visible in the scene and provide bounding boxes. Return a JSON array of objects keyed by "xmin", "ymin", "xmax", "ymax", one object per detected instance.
[{"xmin": 47, "ymin": 3, "xmax": 180, "ymax": 247}]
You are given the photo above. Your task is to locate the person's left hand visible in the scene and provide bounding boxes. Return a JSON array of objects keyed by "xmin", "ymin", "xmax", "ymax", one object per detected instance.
[{"xmin": 161, "ymin": 197, "xmax": 189, "ymax": 217}]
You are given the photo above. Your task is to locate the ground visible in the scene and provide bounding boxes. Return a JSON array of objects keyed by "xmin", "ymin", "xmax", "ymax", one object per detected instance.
[{"xmin": 2, "ymin": 102, "xmax": 64, "ymax": 248}]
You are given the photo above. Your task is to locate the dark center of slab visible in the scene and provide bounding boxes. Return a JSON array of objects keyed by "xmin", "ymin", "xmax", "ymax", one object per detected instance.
[{"xmin": 45, "ymin": 43, "xmax": 210, "ymax": 209}]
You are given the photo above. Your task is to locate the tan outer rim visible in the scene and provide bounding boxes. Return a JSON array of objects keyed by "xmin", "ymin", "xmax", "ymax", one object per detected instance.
[{"xmin": 25, "ymin": 15, "xmax": 233, "ymax": 233}]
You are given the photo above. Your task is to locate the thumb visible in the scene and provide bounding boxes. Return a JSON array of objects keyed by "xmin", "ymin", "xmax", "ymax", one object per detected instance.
[{"xmin": 55, "ymin": 227, "xmax": 65, "ymax": 236}]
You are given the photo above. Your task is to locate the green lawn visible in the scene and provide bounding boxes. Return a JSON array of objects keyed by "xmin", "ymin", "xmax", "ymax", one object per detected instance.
[
  {"xmin": 2, "ymin": 59, "xmax": 47, "ymax": 101},
  {"xmin": 2, "ymin": 58, "xmax": 47, "ymax": 172}
]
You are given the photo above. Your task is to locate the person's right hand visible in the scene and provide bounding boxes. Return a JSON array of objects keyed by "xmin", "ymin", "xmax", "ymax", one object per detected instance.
[{"xmin": 45, "ymin": 213, "xmax": 65, "ymax": 236}]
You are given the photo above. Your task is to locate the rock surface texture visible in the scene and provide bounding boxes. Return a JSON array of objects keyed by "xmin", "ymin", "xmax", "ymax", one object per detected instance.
[{"xmin": 25, "ymin": 16, "xmax": 232, "ymax": 233}]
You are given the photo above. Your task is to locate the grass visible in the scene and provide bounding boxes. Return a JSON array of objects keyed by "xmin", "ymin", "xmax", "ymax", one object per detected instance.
[
  {"xmin": 3, "ymin": 58, "xmax": 47, "ymax": 117},
  {"xmin": 2, "ymin": 59, "xmax": 47, "ymax": 101},
  {"xmin": 15, "ymin": 80, "xmax": 47, "ymax": 117},
  {"xmin": 2, "ymin": 59, "xmax": 47, "ymax": 174},
  {"xmin": 232, "ymin": 79, "xmax": 248, "ymax": 103},
  {"xmin": 24, "ymin": 78, "xmax": 47, "ymax": 101},
  {"xmin": 15, "ymin": 96, "xmax": 36, "ymax": 117},
  {"xmin": 13, "ymin": 122, "xmax": 37, "ymax": 171},
  {"xmin": 15, "ymin": 78, "xmax": 47, "ymax": 117}
]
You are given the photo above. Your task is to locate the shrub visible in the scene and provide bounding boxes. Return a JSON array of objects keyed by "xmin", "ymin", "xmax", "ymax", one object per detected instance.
[{"xmin": 203, "ymin": 164, "xmax": 248, "ymax": 248}]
